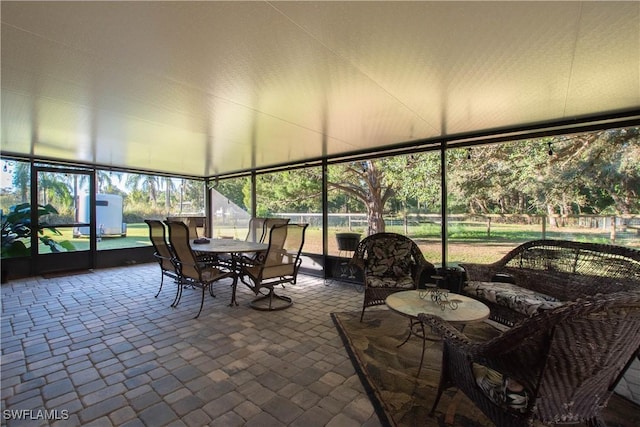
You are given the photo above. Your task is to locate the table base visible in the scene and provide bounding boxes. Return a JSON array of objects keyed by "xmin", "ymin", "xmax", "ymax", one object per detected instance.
[{"xmin": 398, "ymin": 318, "xmax": 467, "ymax": 376}]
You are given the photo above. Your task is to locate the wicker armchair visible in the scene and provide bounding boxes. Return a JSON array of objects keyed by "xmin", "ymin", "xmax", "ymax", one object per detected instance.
[
  {"xmin": 418, "ymin": 290, "xmax": 640, "ymax": 427},
  {"xmin": 351, "ymin": 233, "xmax": 434, "ymax": 322}
]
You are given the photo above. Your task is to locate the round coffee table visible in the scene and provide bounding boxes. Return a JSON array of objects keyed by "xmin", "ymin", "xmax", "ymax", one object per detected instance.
[{"xmin": 386, "ymin": 289, "xmax": 490, "ymax": 375}]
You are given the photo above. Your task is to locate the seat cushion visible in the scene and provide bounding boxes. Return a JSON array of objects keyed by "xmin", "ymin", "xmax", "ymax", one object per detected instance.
[
  {"xmin": 463, "ymin": 281, "xmax": 565, "ymax": 317},
  {"xmin": 365, "ymin": 239, "xmax": 415, "ymax": 288},
  {"xmin": 366, "ymin": 275, "xmax": 415, "ymax": 289},
  {"xmin": 472, "ymin": 363, "xmax": 529, "ymax": 413}
]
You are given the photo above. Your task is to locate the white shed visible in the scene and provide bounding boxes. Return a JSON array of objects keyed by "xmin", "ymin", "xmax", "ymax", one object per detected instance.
[{"xmin": 74, "ymin": 194, "xmax": 126, "ymax": 237}]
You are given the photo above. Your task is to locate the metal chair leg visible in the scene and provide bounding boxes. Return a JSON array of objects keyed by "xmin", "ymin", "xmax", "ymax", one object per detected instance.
[
  {"xmin": 195, "ymin": 286, "xmax": 205, "ymax": 318},
  {"xmin": 155, "ymin": 273, "xmax": 164, "ymax": 298}
]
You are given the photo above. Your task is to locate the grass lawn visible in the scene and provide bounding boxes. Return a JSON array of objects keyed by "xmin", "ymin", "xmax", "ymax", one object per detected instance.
[
  {"xmin": 36, "ymin": 222, "xmax": 152, "ymax": 253},
  {"xmin": 30, "ymin": 221, "xmax": 639, "ymax": 264}
]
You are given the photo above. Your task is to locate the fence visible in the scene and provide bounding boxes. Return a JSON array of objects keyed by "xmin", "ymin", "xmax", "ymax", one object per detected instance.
[{"xmin": 275, "ymin": 213, "xmax": 640, "ymax": 241}]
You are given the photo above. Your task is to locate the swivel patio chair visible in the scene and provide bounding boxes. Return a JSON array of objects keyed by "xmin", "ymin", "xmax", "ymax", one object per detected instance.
[
  {"xmin": 351, "ymin": 232, "xmax": 434, "ymax": 321},
  {"xmin": 216, "ymin": 217, "xmax": 268, "ymax": 270},
  {"xmin": 145, "ymin": 219, "xmax": 179, "ymax": 302},
  {"xmin": 239, "ymin": 223, "xmax": 308, "ymax": 310},
  {"xmin": 185, "ymin": 217, "xmax": 199, "ymax": 238},
  {"xmin": 245, "ymin": 217, "xmax": 267, "ymax": 242},
  {"xmin": 238, "ymin": 217, "xmax": 291, "ymax": 268},
  {"xmin": 418, "ymin": 290, "xmax": 640, "ymax": 427},
  {"xmin": 165, "ymin": 220, "xmax": 236, "ymax": 318},
  {"xmin": 261, "ymin": 218, "xmax": 291, "ymax": 244},
  {"xmin": 178, "ymin": 217, "xmax": 218, "ymax": 266}
]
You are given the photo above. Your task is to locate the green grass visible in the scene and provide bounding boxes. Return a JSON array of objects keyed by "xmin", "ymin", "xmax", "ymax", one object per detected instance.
[
  {"xmin": 36, "ymin": 222, "xmax": 151, "ymax": 253},
  {"xmin": 26, "ymin": 221, "xmax": 639, "ymax": 264}
]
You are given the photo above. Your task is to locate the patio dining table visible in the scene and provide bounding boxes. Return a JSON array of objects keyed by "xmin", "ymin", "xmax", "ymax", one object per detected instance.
[{"xmin": 190, "ymin": 238, "xmax": 269, "ymax": 306}]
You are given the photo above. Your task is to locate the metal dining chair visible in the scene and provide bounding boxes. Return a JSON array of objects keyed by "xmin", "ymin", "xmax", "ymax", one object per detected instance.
[
  {"xmin": 261, "ymin": 218, "xmax": 290, "ymax": 244},
  {"xmin": 239, "ymin": 223, "xmax": 308, "ymax": 310},
  {"xmin": 245, "ymin": 217, "xmax": 267, "ymax": 242},
  {"xmin": 145, "ymin": 219, "xmax": 180, "ymax": 304},
  {"xmin": 186, "ymin": 217, "xmax": 199, "ymax": 238},
  {"xmin": 237, "ymin": 218, "xmax": 291, "ymax": 269},
  {"xmin": 164, "ymin": 220, "xmax": 236, "ymax": 318}
]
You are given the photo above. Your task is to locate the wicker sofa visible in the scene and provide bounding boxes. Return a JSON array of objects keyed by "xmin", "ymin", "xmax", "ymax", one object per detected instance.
[{"xmin": 461, "ymin": 239, "xmax": 640, "ymax": 326}]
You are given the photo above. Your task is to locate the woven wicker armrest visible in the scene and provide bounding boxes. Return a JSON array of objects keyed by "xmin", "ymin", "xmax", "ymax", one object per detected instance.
[
  {"xmin": 424, "ymin": 289, "xmax": 640, "ymax": 426},
  {"xmin": 459, "ymin": 262, "xmax": 501, "ymax": 282},
  {"xmin": 417, "ymin": 313, "xmax": 478, "ymax": 351},
  {"xmin": 417, "ymin": 312, "xmax": 528, "ymax": 364},
  {"xmin": 349, "ymin": 253, "xmax": 365, "ymax": 271}
]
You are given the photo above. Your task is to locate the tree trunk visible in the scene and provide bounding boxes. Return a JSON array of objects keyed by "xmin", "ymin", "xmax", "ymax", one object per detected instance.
[
  {"xmin": 364, "ymin": 160, "xmax": 386, "ymax": 235},
  {"xmin": 366, "ymin": 194, "xmax": 386, "ymax": 235},
  {"xmin": 165, "ymin": 178, "xmax": 171, "ymax": 215},
  {"xmin": 547, "ymin": 204, "xmax": 558, "ymax": 227}
]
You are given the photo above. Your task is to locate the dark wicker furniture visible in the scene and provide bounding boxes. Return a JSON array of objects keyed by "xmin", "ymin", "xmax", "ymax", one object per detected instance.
[
  {"xmin": 350, "ymin": 233, "xmax": 435, "ymax": 322},
  {"xmin": 418, "ymin": 290, "xmax": 640, "ymax": 427},
  {"xmin": 461, "ymin": 239, "xmax": 640, "ymax": 326}
]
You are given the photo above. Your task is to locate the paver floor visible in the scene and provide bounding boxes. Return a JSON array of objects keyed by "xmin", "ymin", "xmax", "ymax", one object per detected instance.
[
  {"xmin": 2, "ymin": 263, "xmax": 638, "ymax": 426},
  {"xmin": 1, "ymin": 264, "xmax": 381, "ymax": 427}
]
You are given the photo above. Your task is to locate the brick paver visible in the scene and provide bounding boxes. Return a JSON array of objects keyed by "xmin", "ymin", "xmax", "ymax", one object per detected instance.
[
  {"xmin": 3, "ymin": 264, "xmax": 637, "ymax": 426},
  {"xmin": 1, "ymin": 265, "xmax": 380, "ymax": 426}
]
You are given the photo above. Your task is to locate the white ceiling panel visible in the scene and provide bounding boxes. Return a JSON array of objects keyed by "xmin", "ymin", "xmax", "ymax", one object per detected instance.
[{"xmin": 1, "ymin": 1, "xmax": 639, "ymax": 177}]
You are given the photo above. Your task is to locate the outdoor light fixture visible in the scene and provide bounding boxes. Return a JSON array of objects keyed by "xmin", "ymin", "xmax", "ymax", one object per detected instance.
[
  {"xmin": 466, "ymin": 148, "xmax": 472, "ymax": 159},
  {"xmin": 548, "ymin": 142, "xmax": 553, "ymax": 156}
]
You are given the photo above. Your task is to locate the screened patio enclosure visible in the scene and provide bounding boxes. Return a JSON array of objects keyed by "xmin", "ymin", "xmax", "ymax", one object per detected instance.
[
  {"xmin": 2, "ymin": 123, "xmax": 639, "ymax": 280},
  {"xmin": 1, "ymin": 1, "xmax": 639, "ymax": 278}
]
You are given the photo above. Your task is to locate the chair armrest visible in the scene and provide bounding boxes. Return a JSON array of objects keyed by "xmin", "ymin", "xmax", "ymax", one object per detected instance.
[
  {"xmin": 418, "ymin": 312, "xmax": 540, "ymax": 373},
  {"xmin": 460, "ymin": 263, "xmax": 499, "ymax": 282},
  {"xmin": 175, "ymin": 258, "xmax": 197, "ymax": 268},
  {"xmin": 417, "ymin": 313, "xmax": 480, "ymax": 355},
  {"xmin": 414, "ymin": 256, "xmax": 435, "ymax": 282},
  {"xmin": 238, "ymin": 251, "xmax": 266, "ymax": 265},
  {"xmin": 349, "ymin": 253, "xmax": 365, "ymax": 271}
]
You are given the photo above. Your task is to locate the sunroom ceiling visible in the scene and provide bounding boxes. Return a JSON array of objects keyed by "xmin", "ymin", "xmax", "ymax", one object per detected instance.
[{"xmin": 1, "ymin": 1, "xmax": 639, "ymax": 177}]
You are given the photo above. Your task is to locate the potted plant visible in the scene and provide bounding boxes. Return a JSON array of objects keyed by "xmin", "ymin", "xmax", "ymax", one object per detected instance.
[
  {"xmin": 1, "ymin": 203, "xmax": 75, "ymax": 281},
  {"xmin": 335, "ymin": 232, "xmax": 361, "ymax": 253}
]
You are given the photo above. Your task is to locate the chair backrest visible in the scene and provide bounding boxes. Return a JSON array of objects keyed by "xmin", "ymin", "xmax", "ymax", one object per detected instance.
[
  {"xmin": 185, "ymin": 217, "xmax": 199, "ymax": 239},
  {"xmin": 145, "ymin": 219, "xmax": 175, "ymax": 271},
  {"xmin": 262, "ymin": 218, "xmax": 291, "ymax": 244},
  {"xmin": 165, "ymin": 220, "xmax": 199, "ymax": 279},
  {"xmin": 500, "ymin": 239, "xmax": 640, "ymax": 280},
  {"xmin": 260, "ymin": 223, "xmax": 308, "ymax": 279},
  {"xmin": 245, "ymin": 217, "xmax": 266, "ymax": 242},
  {"xmin": 487, "ymin": 290, "xmax": 640, "ymax": 424},
  {"xmin": 352, "ymin": 232, "xmax": 430, "ymax": 284}
]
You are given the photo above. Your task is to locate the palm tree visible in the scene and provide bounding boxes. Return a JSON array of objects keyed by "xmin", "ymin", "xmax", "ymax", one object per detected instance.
[
  {"xmin": 125, "ymin": 174, "xmax": 160, "ymax": 206},
  {"xmin": 163, "ymin": 177, "xmax": 177, "ymax": 214},
  {"xmin": 97, "ymin": 170, "xmax": 122, "ymax": 193},
  {"xmin": 11, "ymin": 162, "xmax": 30, "ymax": 203}
]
